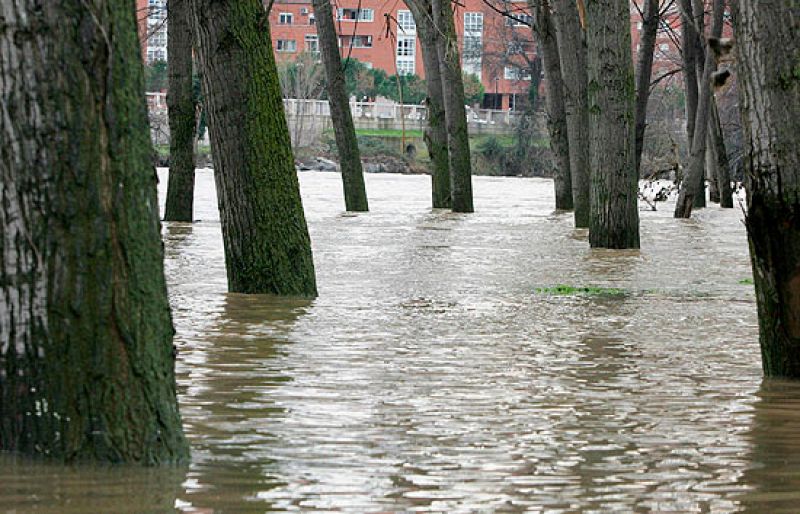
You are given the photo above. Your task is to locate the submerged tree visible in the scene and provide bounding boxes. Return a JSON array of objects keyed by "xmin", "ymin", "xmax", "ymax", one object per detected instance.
[
  {"xmin": 530, "ymin": 0, "xmax": 573, "ymax": 210},
  {"xmin": 551, "ymin": 0, "xmax": 591, "ymax": 228},
  {"xmin": 406, "ymin": 0, "xmax": 451, "ymax": 208},
  {"xmin": 192, "ymin": 0, "xmax": 317, "ymax": 295},
  {"xmin": 312, "ymin": 0, "xmax": 369, "ymax": 212},
  {"xmin": 735, "ymin": 0, "xmax": 800, "ymax": 377},
  {"xmin": 432, "ymin": 0, "xmax": 475, "ymax": 213},
  {"xmin": 0, "ymin": 0, "xmax": 188, "ymax": 462},
  {"xmin": 164, "ymin": 0, "xmax": 197, "ymax": 222},
  {"xmin": 586, "ymin": 0, "xmax": 640, "ymax": 248}
]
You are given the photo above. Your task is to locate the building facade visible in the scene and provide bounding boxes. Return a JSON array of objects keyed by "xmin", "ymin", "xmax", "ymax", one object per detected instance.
[{"xmin": 268, "ymin": 0, "xmax": 537, "ymax": 110}]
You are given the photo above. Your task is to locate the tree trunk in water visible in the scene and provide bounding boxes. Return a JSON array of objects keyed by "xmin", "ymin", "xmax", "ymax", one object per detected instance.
[
  {"xmin": 735, "ymin": 0, "xmax": 800, "ymax": 377},
  {"xmin": 709, "ymin": 99, "xmax": 733, "ymax": 208},
  {"xmin": 165, "ymin": 0, "xmax": 197, "ymax": 222},
  {"xmin": 690, "ymin": 0, "xmax": 707, "ymax": 209},
  {"xmin": 586, "ymin": 0, "xmax": 640, "ymax": 249},
  {"xmin": 432, "ymin": 0, "xmax": 474, "ymax": 213},
  {"xmin": 407, "ymin": 0, "xmax": 451, "ymax": 208},
  {"xmin": 312, "ymin": 0, "xmax": 368, "ymax": 211},
  {"xmin": 531, "ymin": 0, "xmax": 573, "ymax": 211},
  {"xmin": 706, "ymin": 129, "xmax": 721, "ymax": 203},
  {"xmin": 634, "ymin": 0, "xmax": 659, "ymax": 176},
  {"xmin": 192, "ymin": 0, "xmax": 317, "ymax": 295},
  {"xmin": 552, "ymin": 0, "xmax": 590, "ymax": 227},
  {"xmin": 0, "ymin": 0, "xmax": 189, "ymax": 463},
  {"xmin": 674, "ymin": 0, "xmax": 724, "ymax": 218}
]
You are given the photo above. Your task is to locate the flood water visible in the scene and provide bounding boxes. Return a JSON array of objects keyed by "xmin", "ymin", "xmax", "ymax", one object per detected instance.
[{"xmin": 3, "ymin": 170, "xmax": 800, "ymax": 513}]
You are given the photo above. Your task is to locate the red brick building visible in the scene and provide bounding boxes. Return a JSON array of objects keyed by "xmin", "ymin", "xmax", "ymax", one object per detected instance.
[{"xmin": 268, "ymin": 0, "xmax": 537, "ymax": 110}]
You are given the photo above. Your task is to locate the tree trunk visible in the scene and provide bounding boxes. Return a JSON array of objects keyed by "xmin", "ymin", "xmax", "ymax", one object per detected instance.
[
  {"xmin": 432, "ymin": 0, "xmax": 474, "ymax": 213},
  {"xmin": 164, "ymin": 0, "xmax": 197, "ymax": 222},
  {"xmin": 531, "ymin": 0, "xmax": 573, "ymax": 211},
  {"xmin": 312, "ymin": 0, "xmax": 369, "ymax": 211},
  {"xmin": 707, "ymin": 129, "xmax": 720, "ymax": 203},
  {"xmin": 551, "ymin": 0, "xmax": 590, "ymax": 227},
  {"xmin": 679, "ymin": 0, "xmax": 699, "ymax": 148},
  {"xmin": 690, "ymin": 0, "xmax": 706, "ymax": 209},
  {"xmin": 634, "ymin": 0, "xmax": 659, "ymax": 176},
  {"xmin": 192, "ymin": 0, "xmax": 317, "ymax": 295},
  {"xmin": 586, "ymin": 0, "xmax": 641, "ymax": 249},
  {"xmin": 709, "ymin": 99, "xmax": 733, "ymax": 208},
  {"xmin": 674, "ymin": 0, "xmax": 724, "ymax": 218},
  {"xmin": 735, "ymin": 0, "xmax": 800, "ymax": 377},
  {"xmin": 407, "ymin": 0, "xmax": 451, "ymax": 208},
  {"xmin": 0, "ymin": 0, "xmax": 188, "ymax": 463}
]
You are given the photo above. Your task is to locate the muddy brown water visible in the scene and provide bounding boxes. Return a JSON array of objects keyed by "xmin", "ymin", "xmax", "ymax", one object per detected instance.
[{"xmin": 2, "ymin": 171, "xmax": 800, "ymax": 513}]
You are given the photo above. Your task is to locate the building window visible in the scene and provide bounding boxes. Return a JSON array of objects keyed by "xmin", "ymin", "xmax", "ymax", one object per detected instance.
[
  {"xmin": 464, "ymin": 12, "xmax": 484, "ymax": 33},
  {"xmin": 276, "ymin": 39, "xmax": 297, "ymax": 52},
  {"xmin": 396, "ymin": 35, "xmax": 416, "ymax": 75},
  {"xmin": 305, "ymin": 34, "xmax": 319, "ymax": 53},
  {"xmin": 147, "ymin": 48, "xmax": 167, "ymax": 63},
  {"xmin": 463, "ymin": 12, "xmax": 483, "ymax": 76},
  {"xmin": 149, "ymin": 28, "xmax": 167, "ymax": 47},
  {"xmin": 339, "ymin": 35, "xmax": 373, "ymax": 48},
  {"xmin": 397, "ymin": 10, "xmax": 416, "ymax": 33},
  {"xmin": 278, "ymin": 12, "xmax": 293, "ymax": 25},
  {"xmin": 396, "ymin": 60, "xmax": 415, "ymax": 76},
  {"xmin": 504, "ymin": 66, "xmax": 531, "ymax": 80},
  {"xmin": 337, "ymin": 8, "xmax": 374, "ymax": 22},
  {"xmin": 505, "ymin": 13, "xmax": 532, "ymax": 26},
  {"xmin": 396, "ymin": 36, "xmax": 415, "ymax": 57}
]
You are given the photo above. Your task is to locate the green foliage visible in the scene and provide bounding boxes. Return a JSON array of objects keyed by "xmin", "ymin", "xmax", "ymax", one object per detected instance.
[
  {"xmin": 343, "ymin": 59, "xmax": 426, "ymax": 103},
  {"xmin": 145, "ymin": 60, "xmax": 168, "ymax": 91},
  {"xmin": 478, "ymin": 135, "xmax": 505, "ymax": 160},
  {"xmin": 739, "ymin": 278, "xmax": 754, "ymax": 285},
  {"xmin": 463, "ymin": 73, "xmax": 484, "ymax": 105},
  {"xmin": 534, "ymin": 285, "xmax": 628, "ymax": 296}
]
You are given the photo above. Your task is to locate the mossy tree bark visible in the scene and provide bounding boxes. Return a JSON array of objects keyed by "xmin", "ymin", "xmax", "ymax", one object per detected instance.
[
  {"xmin": 586, "ymin": 0, "xmax": 640, "ymax": 249},
  {"xmin": 551, "ymin": 0, "xmax": 590, "ymax": 227},
  {"xmin": 674, "ymin": 0, "xmax": 724, "ymax": 218},
  {"xmin": 633, "ymin": 0, "xmax": 658, "ymax": 175},
  {"xmin": 531, "ymin": 0, "xmax": 573, "ymax": 211},
  {"xmin": 192, "ymin": 0, "xmax": 317, "ymax": 295},
  {"xmin": 0, "ymin": 0, "xmax": 189, "ymax": 463},
  {"xmin": 407, "ymin": 0, "xmax": 451, "ymax": 208},
  {"xmin": 432, "ymin": 0, "xmax": 474, "ymax": 213},
  {"xmin": 164, "ymin": 0, "xmax": 197, "ymax": 222},
  {"xmin": 312, "ymin": 0, "xmax": 368, "ymax": 212},
  {"xmin": 735, "ymin": 0, "xmax": 800, "ymax": 377}
]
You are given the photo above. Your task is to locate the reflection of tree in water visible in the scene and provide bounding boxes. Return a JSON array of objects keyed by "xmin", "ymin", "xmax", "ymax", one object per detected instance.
[
  {"xmin": 0, "ymin": 454, "xmax": 185, "ymax": 514},
  {"xmin": 736, "ymin": 379, "xmax": 800, "ymax": 512},
  {"xmin": 175, "ymin": 294, "xmax": 311, "ymax": 514}
]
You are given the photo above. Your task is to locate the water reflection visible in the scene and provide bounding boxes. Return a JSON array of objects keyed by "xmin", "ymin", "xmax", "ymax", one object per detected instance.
[
  {"xmin": 2, "ymin": 172, "xmax": 797, "ymax": 513},
  {"xmin": 177, "ymin": 294, "xmax": 310, "ymax": 513},
  {"xmin": 737, "ymin": 379, "xmax": 800, "ymax": 512}
]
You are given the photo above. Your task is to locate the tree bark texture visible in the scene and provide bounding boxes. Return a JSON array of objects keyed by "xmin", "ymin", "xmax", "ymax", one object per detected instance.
[
  {"xmin": 0, "ymin": 0, "xmax": 189, "ymax": 463},
  {"xmin": 165, "ymin": 0, "xmax": 197, "ymax": 222},
  {"xmin": 552, "ymin": 0, "xmax": 591, "ymax": 227},
  {"xmin": 633, "ymin": 0, "xmax": 658, "ymax": 176},
  {"xmin": 674, "ymin": 0, "xmax": 725, "ymax": 218},
  {"xmin": 192, "ymin": 0, "xmax": 318, "ymax": 295},
  {"xmin": 586, "ymin": 0, "xmax": 641, "ymax": 249},
  {"xmin": 735, "ymin": 0, "xmax": 800, "ymax": 377},
  {"xmin": 709, "ymin": 99, "xmax": 733, "ymax": 207},
  {"xmin": 706, "ymin": 129, "xmax": 720, "ymax": 202},
  {"xmin": 312, "ymin": 0, "xmax": 369, "ymax": 212},
  {"xmin": 406, "ymin": 0, "xmax": 451, "ymax": 208},
  {"xmin": 531, "ymin": 0, "xmax": 573, "ymax": 211},
  {"xmin": 679, "ymin": 0, "xmax": 699, "ymax": 147},
  {"xmin": 432, "ymin": 0, "xmax": 474, "ymax": 213}
]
